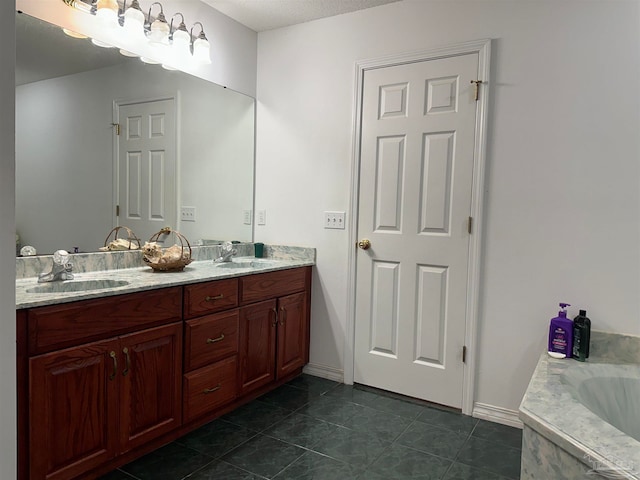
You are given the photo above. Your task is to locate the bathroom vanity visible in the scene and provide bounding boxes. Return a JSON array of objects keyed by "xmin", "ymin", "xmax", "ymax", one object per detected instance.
[{"xmin": 16, "ymin": 247, "xmax": 314, "ymax": 480}]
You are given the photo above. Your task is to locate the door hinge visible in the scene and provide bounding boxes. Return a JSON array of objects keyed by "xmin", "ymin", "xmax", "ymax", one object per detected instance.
[
  {"xmin": 462, "ymin": 345, "xmax": 467, "ymax": 363},
  {"xmin": 467, "ymin": 216, "xmax": 473, "ymax": 234},
  {"xmin": 112, "ymin": 123, "xmax": 120, "ymax": 135},
  {"xmin": 116, "ymin": 205, "xmax": 120, "ymax": 217},
  {"xmin": 470, "ymin": 80, "xmax": 482, "ymax": 101}
]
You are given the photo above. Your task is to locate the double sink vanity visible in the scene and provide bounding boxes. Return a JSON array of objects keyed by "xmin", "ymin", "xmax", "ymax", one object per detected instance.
[{"xmin": 16, "ymin": 244, "xmax": 315, "ymax": 480}]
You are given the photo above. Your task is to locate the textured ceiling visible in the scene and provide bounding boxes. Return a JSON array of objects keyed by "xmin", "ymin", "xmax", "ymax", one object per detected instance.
[{"xmin": 201, "ymin": 0, "xmax": 402, "ymax": 32}]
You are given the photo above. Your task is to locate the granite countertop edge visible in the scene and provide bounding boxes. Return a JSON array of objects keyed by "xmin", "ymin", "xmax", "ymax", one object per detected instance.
[{"xmin": 16, "ymin": 257, "xmax": 315, "ymax": 309}]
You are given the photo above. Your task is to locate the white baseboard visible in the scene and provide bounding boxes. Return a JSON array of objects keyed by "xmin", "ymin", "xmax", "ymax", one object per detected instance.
[
  {"xmin": 473, "ymin": 402, "xmax": 523, "ymax": 429},
  {"xmin": 302, "ymin": 363, "xmax": 344, "ymax": 383}
]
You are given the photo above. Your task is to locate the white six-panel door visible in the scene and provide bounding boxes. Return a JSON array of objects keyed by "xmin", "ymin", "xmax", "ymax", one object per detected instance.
[
  {"xmin": 354, "ymin": 53, "xmax": 479, "ymax": 408},
  {"xmin": 116, "ymin": 98, "xmax": 177, "ymax": 243}
]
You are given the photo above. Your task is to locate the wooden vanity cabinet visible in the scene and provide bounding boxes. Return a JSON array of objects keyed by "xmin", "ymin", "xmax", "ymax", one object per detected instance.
[
  {"xmin": 25, "ymin": 288, "xmax": 183, "ymax": 480},
  {"xmin": 238, "ymin": 268, "xmax": 311, "ymax": 396},
  {"xmin": 20, "ymin": 267, "xmax": 312, "ymax": 480}
]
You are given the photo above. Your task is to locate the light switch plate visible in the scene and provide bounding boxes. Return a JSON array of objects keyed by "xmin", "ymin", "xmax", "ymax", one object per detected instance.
[
  {"xmin": 257, "ymin": 210, "xmax": 266, "ymax": 225},
  {"xmin": 181, "ymin": 206, "xmax": 196, "ymax": 222},
  {"xmin": 243, "ymin": 210, "xmax": 252, "ymax": 225},
  {"xmin": 324, "ymin": 211, "xmax": 345, "ymax": 229}
]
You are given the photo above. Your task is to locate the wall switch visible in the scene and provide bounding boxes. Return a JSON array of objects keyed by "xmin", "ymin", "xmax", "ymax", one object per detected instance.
[
  {"xmin": 243, "ymin": 210, "xmax": 252, "ymax": 225},
  {"xmin": 257, "ymin": 210, "xmax": 266, "ymax": 225},
  {"xmin": 324, "ymin": 211, "xmax": 346, "ymax": 229},
  {"xmin": 181, "ymin": 206, "xmax": 196, "ymax": 222}
]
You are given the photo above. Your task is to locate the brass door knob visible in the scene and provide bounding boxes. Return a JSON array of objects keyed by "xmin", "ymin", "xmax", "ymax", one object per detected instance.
[{"xmin": 358, "ymin": 239, "xmax": 371, "ymax": 250}]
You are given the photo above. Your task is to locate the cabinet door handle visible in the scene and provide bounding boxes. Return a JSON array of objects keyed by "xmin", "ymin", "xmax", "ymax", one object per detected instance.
[
  {"xmin": 122, "ymin": 347, "xmax": 130, "ymax": 376},
  {"xmin": 109, "ymin": 351, "xmax": 117, "ymax": 381},
  {"xmin": 206, "ymin": 334, "xmax": 225, "ymax": 344},
  {"xmin": 271, "ymin": 307, "xmax": 278, "ymax": 327},
  {"xmin": 203, "ymin": 383, "xmax": 221, "ymax": 394},
  {"xmin": 205, "ymin": 294, "xmax": 224, "ymax": 302},
  {"xmin": 280, "ymin": 306, "xmax": 286, "ymax": 326}
]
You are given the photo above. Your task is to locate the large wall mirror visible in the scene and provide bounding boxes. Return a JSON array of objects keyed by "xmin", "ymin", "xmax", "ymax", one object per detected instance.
[{"xmin": 15, "ymin": 11, "xmax": 255, "ymax": 256}]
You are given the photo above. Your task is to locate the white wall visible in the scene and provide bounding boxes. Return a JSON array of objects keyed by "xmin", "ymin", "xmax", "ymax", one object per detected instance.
[
  {"xmin": 255, "ymin": 0, "xmax": 640, "ymax": 412},
  {"xmin": 16, "ymin": 61, "xmax": 254, "ymax": 253},
  {"xmin": 0, "ymin": 1, "xmax": 16, "ymax": 478}
]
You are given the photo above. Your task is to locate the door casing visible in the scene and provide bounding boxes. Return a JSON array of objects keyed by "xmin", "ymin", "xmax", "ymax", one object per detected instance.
[{"xmin": 345, "ymin": 39, "xmax": 491, "ymax": 415}]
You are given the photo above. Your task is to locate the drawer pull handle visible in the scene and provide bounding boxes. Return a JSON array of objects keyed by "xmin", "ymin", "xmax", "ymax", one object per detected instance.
[
  {"xmin": 203, "ymin": 383, "xmax": 222, "ymax": 394},
  {"xmin": 122, "ymin": 347, "xmax": 130, "ymax": 376},
  {"xmin": 272, "ymin": 307, "xmax": 278, "ymax": 327},
  {"xmin": 206, "ymin": 334, "xmax": 225, "ymax": 344},
  {"xmin": 109, "ymin": 351, "xmax": 117, "ymax": 381},
  {"xmin": 205, "ymin": 294, "xmax": 224, "ymax": 302}
]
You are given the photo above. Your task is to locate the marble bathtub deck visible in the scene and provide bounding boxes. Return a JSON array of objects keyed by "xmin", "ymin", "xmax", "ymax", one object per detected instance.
[
  {"xmin": 519, "ymin": 333, "xmax": 640, "ymax": 479},
  {"xmin": 100, "ymin": 375, "xmax": 523, "ymax": 480}
]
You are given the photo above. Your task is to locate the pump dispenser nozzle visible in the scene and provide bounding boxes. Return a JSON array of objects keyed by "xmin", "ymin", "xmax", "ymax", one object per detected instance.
[{"xmin": 558, "ymin": 303, "xmax": 570, "ymax": 316}]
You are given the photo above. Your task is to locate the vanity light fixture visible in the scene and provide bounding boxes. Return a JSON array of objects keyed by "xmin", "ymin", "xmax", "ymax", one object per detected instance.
[
  {"xmin": 96, "ymin": 0, "xmax": 119, "ymax": 29},
  {"xmin": 191, "ymin": 22, "xmax": 211, "ymax": 65},
  {"xmin": 146, "ymin": 2, "xmax": 170, "ymax": 47},
  {"xmin": 60, "ymin": 0, "xmax": 212, "ymax": 65},
  {"xmin": 121, "ymin": 0, "xmax": 145, "ymax": 40}
]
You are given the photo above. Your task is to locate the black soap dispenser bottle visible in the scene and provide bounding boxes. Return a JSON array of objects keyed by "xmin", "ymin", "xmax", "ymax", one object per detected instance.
[{"xmin": 572, "ymin": 310, "xmax": 591, "ymax": 362}]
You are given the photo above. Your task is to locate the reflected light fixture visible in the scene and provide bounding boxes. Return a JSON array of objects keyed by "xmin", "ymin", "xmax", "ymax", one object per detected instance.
[
  {"xmin": 62, "ymin": 28, "xmax": 88, "ymax": 39},
  {"xmin": 190, "ymin": 22, "xmax": 211, "ymax": 65},
  {"xmin": 96, "ymin": 0, "xmax": 118, "ymax": 28}
]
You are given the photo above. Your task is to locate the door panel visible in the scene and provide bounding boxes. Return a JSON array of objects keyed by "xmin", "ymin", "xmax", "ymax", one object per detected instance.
[
  {"xmin": 276, "ymin": 292, "xmax": 307, "ymax": 378},
  {"xmin": 239, "ymin": 299, "xmax": 277, "ymax": 395},
  {"xmin": 117, "ymin": 98, "xmax": 176, "ymax": 241},
  {"xmin": 355, "ymin": 53, "xmax": 479, "ymax": 408},
  {"xmin": 119, "ymin": 322, "xmax": 182, "ymax": 453},
  {"xmin": 29, "ymin": 339, "xmax": 119, "ymax": 480}
]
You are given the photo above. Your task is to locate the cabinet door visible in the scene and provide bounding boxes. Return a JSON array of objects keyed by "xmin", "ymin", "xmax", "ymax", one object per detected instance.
[
  {"xmin": 239, "ymin": 299, "xmax": 277, "ymax": 395},
  {"xmin": 119, "ymin": 322, "xmax": 183, "ymax": 453},
  {"xmin": 276, "ymin": 292, "xmax": 308, "ymax": 379},
  {"xmin": 29, "ymin": 338, "xmax": 119, "ymax": 480}
]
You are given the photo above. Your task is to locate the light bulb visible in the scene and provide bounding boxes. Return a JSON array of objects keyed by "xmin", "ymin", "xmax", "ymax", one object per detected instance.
[
  {"xmin": 192, "ymin": 36, "xmax": 211, "ymax": 64},
  {"xmin": 148, "ymin": 18, "xmax": 170, "ymax": 47},
  {"xmin": 123, "ymin": 6, "xmax": 145, "ymax": 40},
  {"xmin": 96, "ymin": 0, "xmax": 118, "ymax": 29},
  {"xmin": 62, "ymin": 28, "xmax": 88, "ymax": 39}
]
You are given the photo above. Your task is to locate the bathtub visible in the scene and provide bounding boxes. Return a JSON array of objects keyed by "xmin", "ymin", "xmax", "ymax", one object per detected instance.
[{"xmin": 519, "ymin": 331, "xmax": 640, "ymax": 480}]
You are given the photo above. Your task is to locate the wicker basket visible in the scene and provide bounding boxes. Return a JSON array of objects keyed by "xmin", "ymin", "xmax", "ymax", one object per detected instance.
[
  {"xmin": 142, "ymin": 227, "xmax": 192, "ymax": 272},
  {"xmin": 99, "ymin": 226, "xmax": 141, "ymax": 251}
]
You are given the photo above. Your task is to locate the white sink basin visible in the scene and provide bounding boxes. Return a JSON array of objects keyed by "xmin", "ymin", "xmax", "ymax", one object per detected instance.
[{"xmin": 26, "ymin": 279, "xmax": 130, "ymax": 294}]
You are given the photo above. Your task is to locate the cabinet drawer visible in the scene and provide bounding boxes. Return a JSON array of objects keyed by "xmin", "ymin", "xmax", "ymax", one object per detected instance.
[
  {"xmin": 184, "ymin": 278, "xmax": 238, "ymax": 319},
  {"xmin": 184, "ymin": 310, "xmax": 239, "ymax": 372},
  {"xmin": 183, "ymin": 356, "xmax": 238, "ymax": 422},
  {"xmin": 240, "ymin": 268, "xmax": 307, "ymax": 305},
  {"xmin": 27, "ymin": 287, "xmax": 183, "ymax": 355}
]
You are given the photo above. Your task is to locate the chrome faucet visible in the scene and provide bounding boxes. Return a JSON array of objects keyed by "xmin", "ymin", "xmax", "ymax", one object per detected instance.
[
  {"xmin": 214, "ymin": 241, "xmax": 237, "ymax": 263},
  {"xmin": 38, "ymin": 250, "xmax": 74, "ymax": 283}
]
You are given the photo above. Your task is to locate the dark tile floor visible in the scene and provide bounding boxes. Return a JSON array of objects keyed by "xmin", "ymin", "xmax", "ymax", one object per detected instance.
[{"xmin": 100, "ymin": 375, "xmax": 522, "ymax": 480}]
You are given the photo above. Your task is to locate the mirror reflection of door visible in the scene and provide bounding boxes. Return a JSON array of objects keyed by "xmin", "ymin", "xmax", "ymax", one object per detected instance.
[{"xmin": 115, "ymin": 97, "xmax": 177, "ymax": 244}]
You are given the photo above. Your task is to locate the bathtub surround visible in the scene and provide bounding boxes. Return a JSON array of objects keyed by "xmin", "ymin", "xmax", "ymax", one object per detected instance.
[{"xmin": 519, "ymin": 331, "xmax": 640, "ymax": 480}]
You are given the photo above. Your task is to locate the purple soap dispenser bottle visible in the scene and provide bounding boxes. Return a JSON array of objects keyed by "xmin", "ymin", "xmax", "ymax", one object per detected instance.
[{"xmin": 548, "ymin": 303, "xmax": 573, "ymax": 359}]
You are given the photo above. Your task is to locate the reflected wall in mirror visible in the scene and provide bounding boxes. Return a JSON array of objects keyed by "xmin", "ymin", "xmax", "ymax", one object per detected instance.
[{"xmin": 15, "ymin": 12, "xmax": 255, "ymax": 255}]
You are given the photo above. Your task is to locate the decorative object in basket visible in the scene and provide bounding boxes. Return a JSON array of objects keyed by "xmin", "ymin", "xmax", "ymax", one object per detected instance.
[
  {"xmin": 142, "ymin": 227, "xmax": 192, "ymax": 272},
  {"xmin": 99, "ymin": 226, "xmax": 141, "ymax": 251}
]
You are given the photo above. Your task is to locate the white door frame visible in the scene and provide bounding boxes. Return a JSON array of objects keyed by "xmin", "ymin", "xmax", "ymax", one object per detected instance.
[
  {"xmin": 345, "ymin": 39, "xmax": 491, "ymax": 416},
  {"xmin": 112, "ymin": 93, "xmax": 181, "ymax": 234}
]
